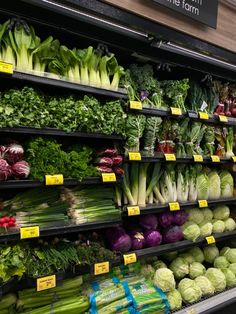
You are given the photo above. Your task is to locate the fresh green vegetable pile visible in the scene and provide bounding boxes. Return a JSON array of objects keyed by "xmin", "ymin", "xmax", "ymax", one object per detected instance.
[
  {"xmin": 26, "ymin": 137, "xmax": 98, "ymax": 180},
  {"xmin": 0, "ymin": 86, "xmax": 126, "ymax": 134},
  {"xmin": 117, "ymin": 162, "xmax": 234, "ymax": 206},
  {"xmin": 182, "ymin": 206, "xmax": 236, "ymax": 242},
  {"xmin": 4, "ymin": 188, "xmax": 69, "ymax": 227},
  {"xmin": 0, "ymin": 235, "xmax": 116, "ymax": 282},
  {"xmin": 64, "ymin": 186, "xmax": 120, "ymax": 224},
  {"xmin": 0, "ymin": 19, "xmax": 125, "ymax": 90}
]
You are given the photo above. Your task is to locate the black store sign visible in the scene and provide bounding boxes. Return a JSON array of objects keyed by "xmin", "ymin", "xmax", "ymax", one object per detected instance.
[{"xmin": 152, "ymin": 0, "xmax": 218, "ymax": 28}]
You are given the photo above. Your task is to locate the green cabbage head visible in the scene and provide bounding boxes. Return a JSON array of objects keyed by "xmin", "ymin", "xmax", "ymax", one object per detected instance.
[
  {"xmin": 194, "ymin": 276, "xmax": 215, "ymax": 296},
  {"xmin": 202, "ymin": 208, "xmax": 213, "ymax": 222},
  {"xmin": 167, "ymin": 289, "xmax": 182, "ymax": 311},
  {"xmin": 170, "ymin": 257, "xmax": 189, "ymax": 279},
  {"xmin": 203, "ymin": 245, "xmax": 219, "ymax": 263},
  {"xmin": 178, "ymin": 278, "xmax": 202, "ymax": 303},
  {"xmin": 212, "ymin": 220, "xmax": 225, "ymax": 233},
  {"xmin": 199, "ymin": 222, "xmax": 213, "ymax": 237},
  {"xmin": 182, "ymin": 222, "xmax": 200, "ymax": 242},
  {"xmin": 213, "ymin": 256, "xmax": 229, "ymax": 270},
  {"xmin": 189, "ymin": 262, "xmax": 206, "ymax": 279},
  {"xmin": 205, "ymin": 268, "xmax": 226, "ymax": 292},
  {"xmin": 224, "ymin": 218, "xmax": 236, "ymax": 232},
  {"xmin": 208, "ymin": 171, "xmax": 221, "ymax": 200},
  {"xmin": 188, "ymin": 247, "xmax": 204, "ymax": 263},
  {"xmin": 213, "ymin": 205, "xmax": 230, "ymax": 220},
  {"xmin": 187, "ymin": 208, "xmax": 204, "ymax": 224},
  {"xmin": 225, "ymin": 248, "xmax": 236, "ymax": 263},
  {"xmin": 153, "ymin": 268, "xmax": 176, "ymax": 292},
  {"xmin": 222, "ymin": 269, "xmax": 236, "ymax": 288}
]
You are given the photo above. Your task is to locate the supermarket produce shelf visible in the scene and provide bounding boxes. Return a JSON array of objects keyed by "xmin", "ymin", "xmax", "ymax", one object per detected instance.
[
  {"xmin": 0, "ymin": 126, "xmax": 123, "ymax": 140},
  {"xmin": 0, "ymin": 177, "xmax": 114, "ymax": 189},
  {"xmin": 131, "ymin": 107, "xmax": 236, "ymax": 126},
  {"xmin": 127, "ymin": 155, "xmax": 234, "ymax": 164},
  {"xmin": 175, "ymin": 286, "xmax": 236, "ymax": 314},
  {"xmin": 122, "ymin": 230, "xmax": 236, "ymax": 260},
  {"xmin": 0, "ymin": 220, "xmax": 121, "ymax": 243},
  {"xmin": 8, "ymin": 71, "xmax": 128, "ymax": 99},
  {"xmin": 123, "ymin": 197, "xmax": 236, "ymax": 215}
]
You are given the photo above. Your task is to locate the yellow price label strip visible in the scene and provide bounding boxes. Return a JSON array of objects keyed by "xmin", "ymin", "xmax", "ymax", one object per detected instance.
[
  {"xmin": 164, "ymin": 154, "xmax": 176, "ymax": 161},
  {"xmin": 219, "ymin": 115, "xmax": 228, "ymax": 122},
  {"xmin": 206, "ymin": 236, "xmax": 216, "ymax": 245},
  {"xmin": 128, "ymin": 152, "xmax": 142, "ymax": 161},
  {"xmin": 123, "ymin": 253, "xmax": 137, "ymax": 265},
  {"xmin": 37, "ymin": 275, "xmax": 56, "ymax": 291},
  {"xmin": 0, "ymin": 61, "xmax": 13, "ymax": 74},
  {"xmin": 20, "ymin": 226, "xmax": 40, "ymax": 239},
  {"xmin": 211, "ymin": 155, "xmax": 220, "ymax": 162},
  {"xmin": 198, "ymin": 200, "xmax": 208, "ymax": 208},
  {"xmin": 102, "ymin": 173, "xmax": 116, "ymax": 182},
  {"xmin": 127, "ymin": 206, "xmax": 140, "ymax": 216},
  {"xmin": 129, "ymin": 101, "xmax": 142, "ymax": 110},
  {"xmin": 169, "ymin": 202, "xmax": 180, "ymax": 211},
  {"xmin": 45, "ymin": 174, "xmax": 64, "ymax": 185},
  {"xmin": 94, "ymin": 262, "xmax": 109, "ymax": 275},
  {"xmin": 193, "ymin": 154, "xmax": 203, "ymax": 162},
  {"xmin": 231, "ymin": 156, "xmax": 236, "ymax": 162},
  {"xmin": 199, "ymin": 112, "xmax": 209, "ymax": 120},
  {"xmin": 170, "ymin": 107, "xmax": 182, "ymax": 115}
]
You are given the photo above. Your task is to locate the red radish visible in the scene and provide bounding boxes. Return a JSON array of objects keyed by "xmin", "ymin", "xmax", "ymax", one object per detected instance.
[
  {"xmin": 2, "ymin": 223, "xmax": 8, "ymax": 228},
  {"xmin": 10, "ymin": 217, "xmax": 16, "ymax": 223},
  {"xmin": 8, "ymin": 221, "xmax": 15, "ymax": 227}
]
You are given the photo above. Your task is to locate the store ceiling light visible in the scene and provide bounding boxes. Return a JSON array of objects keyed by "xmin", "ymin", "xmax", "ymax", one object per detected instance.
[
  {"xmin": 152, "ymin": 41, "xmax": 236, "ymax": 72},
  {"xmin": 41, "ymin": 0, "xmax": 148, "ymax": 39}
]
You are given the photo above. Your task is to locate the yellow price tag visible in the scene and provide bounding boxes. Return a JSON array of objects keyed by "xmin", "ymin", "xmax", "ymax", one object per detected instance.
[
  {"xmin": 127, "ymin": 206, "xmax": 140, "ymax": 216},
  {"xmin": 198, "ymin": 200, "xmax": 208, "ymax": 208},
  {"xmin": 170, "ymin": 107, "xmax": 182, "ymax": 115},
  {"xmin": 169, "ymin": 202, "xmax": 180, "ymax": 211},
  {"xmin": 128, "ymin": 152, "xmax": 141, "ymax": 161},
  {"xmin": 206, "ymin": 236, "xmax": 216, "ymax": 244},
  {"xmin": 123, "ymin": 253, "xmax": 137, "ymax": 265},
  {"xmin": 45, "ymin": 174, "xmax": 64, "ymax": 185},
  {"xmin": 0, "ymin": 61, "xmax": 13, "ymax": 74},
  {"xmin": 231, "ymin": 156, "xmax": 236, "ymax": 162},
  {"xmin": 37, "ymin": 275, "xmax": 56, "ymax": 291},
  {"xmin": 193, "ymin": 154, "xmax": 203, "ymax": 162},
  {"xmin": 199, "ymin": 112, "xmax": 209, "ymax": 120},
  {"xmin": 219, "ymin": 115, "xmax": 228, "ymax": 122},
  {"xmin": 20, "ymin": 226, "xmax": 40, "ymax": 239},
  {"xmin": 164, "ymin": 154, "xmax": 176, "ymax": 161},
  {"xmin": 94, "ymin": 262, "xmax": 109, "ymax": 275},
  {"xmin": 130, "ymin": 101, "xmax": 142, "ymax": 110},
  {"xmin": 211, "ymin": 155, "xmax": 220, "ymax": 162},
  {"xmin": 102, "ymin": 173, "xmax": 116, "ymax": 182}
]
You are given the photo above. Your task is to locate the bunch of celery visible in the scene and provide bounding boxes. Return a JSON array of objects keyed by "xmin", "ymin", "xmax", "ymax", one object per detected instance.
[
  {"xmin": 63, "ymin": 186, "xmax": 121, "ymax": 224},
  {"xmin": 4, "ymin": 188, "xmax": 69, "ymax": 227},
  {"xmin": 0, "ymin": 19, "xmax": 125, "ymax": 90},
  {"xmin": 17, "ymin": 276, "xmax": 88, "ymax": 313},
  {"xmin": 0, "ymin": 293, "xmax": 17, "ymax": 314},
  {"xmin": 117, "ymin": 163, "xmax": 234, "ymax": 206}
]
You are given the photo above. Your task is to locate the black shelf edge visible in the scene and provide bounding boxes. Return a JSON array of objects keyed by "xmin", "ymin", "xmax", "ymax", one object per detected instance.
[
  {"xmin": 0, "ymin": 126, "xmax": 124, "ymax": 140},
  {"xmin": 123, "ymin": 198, "xmax": 236, "ymax": 215},
  {"xmin": 131, "ymin": 108, "xmax": 236, "ymax": 126},
  {"xmin": 175, "ymin": 287, "xmax": 236, "ymax": 314},
  {"xmin": 0, "ymin": 220, "xmax": 121, "ymax": 242},
  {"xmin": 0, "ymin": 177, "xmax": 110, "ymax": 189},
  {"xmin": 126, "ymin": 155, "xmax": 233, "ymax": 164},
  {"xmin": 9, "ymin": 71, "xmax": 127, "ymax": 99}
]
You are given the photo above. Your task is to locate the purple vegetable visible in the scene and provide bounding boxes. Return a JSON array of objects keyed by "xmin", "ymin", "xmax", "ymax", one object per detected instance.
[
  {"xmin": 158, "ymin": 212, "xmax": 173, "ymax": 228},
  {"xmin": 139, "ymin": 214, "xmax": 158, "ymax": 230},
  {"xmin": 112, "ymin": 155, "xmax": 123, "ymax": 166},
  {"xmin": 0, "ymin": 159, "xmax": 12, "ymax": 181},
  {"xmin": 162, "ymin": 225, "xmax": 183, "ymax": 243},
  {"xmin": 113, "ymin": 167, "xmax": 125, "ymax": 175},
  {"xmin": 12, "ymin": 161, "xmax": 30, "ymax": 179},
  {"xmin": 96, "ymin": 166, "xmax": 113, "ymax": 173},
  {"xmin": 111, "ymin": 233, "xmax": 132, "ymax": 252},
  {"xmin": 144, "ymin": 230, "xmax": 162, "ymax": 247},
  {"xmin": 131, "ymin": 232, "xmax": 145, "ymax": 250},
  {"xmin": 4, "ymin": 143, "xmax": 24, "ymax": 164},
  {"xmin": 97, "ymin": 148, "xmax": 118, "ymax": 157},
  {"xmin": 95, "ymin": 157, "xmax": 113, "ymax": 167},
  {"xmin": 172, "ymin": 211, "xmax": 188, "ymax": 226}
]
